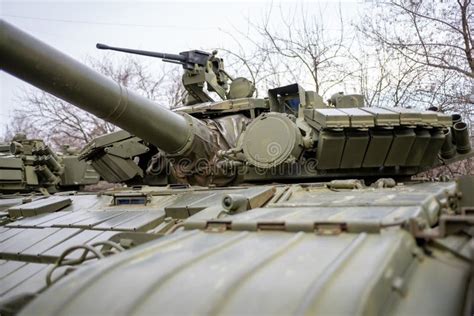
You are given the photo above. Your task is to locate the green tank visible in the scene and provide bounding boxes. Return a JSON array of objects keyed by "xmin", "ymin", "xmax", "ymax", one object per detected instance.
[
  {"xmin": 0, "ymin": 20, "xmax": 473, "ymax": 315},
  {"xmin": 0, "ymin": 134, "xmax": 100, "ymax": 194}
]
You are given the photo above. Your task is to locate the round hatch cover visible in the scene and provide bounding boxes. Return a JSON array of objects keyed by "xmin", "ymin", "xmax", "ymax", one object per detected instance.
[{"xmin": 242, "ymin": 113, "xmax": 302, "ymax": 168}]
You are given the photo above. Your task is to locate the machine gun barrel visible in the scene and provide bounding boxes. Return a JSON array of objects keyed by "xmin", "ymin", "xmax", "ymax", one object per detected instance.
[
  {"xmin": 96, "ymin": 43, "xmax": 186, "ymax": 63},
  {"xmin": 0, "ymin": 20, "xmax": 213, "ymax": 159}
]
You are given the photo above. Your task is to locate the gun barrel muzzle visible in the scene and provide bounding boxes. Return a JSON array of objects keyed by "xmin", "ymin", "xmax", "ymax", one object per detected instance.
[
  {"xmin": 440, "ymin": 129, "xmax": 456, "ymax": 159},
  {"xmin": 453, "ymin": 122, "xmax": 472, "ymax": 154}
]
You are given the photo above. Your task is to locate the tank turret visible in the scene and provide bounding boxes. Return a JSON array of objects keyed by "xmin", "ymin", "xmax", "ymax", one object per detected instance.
[
  {"xmin": 0, "ymin": 136, "xmax": 99, "ymax": 193},
  {"xmin": 1, "ymin": 20, "xmax": 472, "ymax": 187},
  {"xmin": 1, "ymin": 20, "xmax": 474, "ymax": 316}
]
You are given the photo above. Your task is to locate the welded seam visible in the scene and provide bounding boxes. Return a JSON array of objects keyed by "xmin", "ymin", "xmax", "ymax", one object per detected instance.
[
  {"xmin": 207, "ymin": 231, "xmax": 306, "ymax": 315},
  {"xmin": 295, "ymin": 233, "xmax": 368, "ymax": 316},
  {"xmin": 103, "ymin": 83, "xmax": 128, "ymax": 121},
  {"xmin": 127, "ymin": 231, "xmax": 250, "ymax": 315},
  {"xmin": 51, "ymin": 229, "xmax": 201, "ymax": 316}
]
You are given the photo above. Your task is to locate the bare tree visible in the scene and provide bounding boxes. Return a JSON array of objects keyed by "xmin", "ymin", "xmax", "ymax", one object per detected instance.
[
  {"xmin": 351, "ymin": 42, "xmax": 426, "ymax": 108},
  {"xmin": 361, "ymin": 0, "xmax": 473, "ymax": 79},
  {"xmin": 3, "ymin": 114, "xmax": 41, "ymax": 142},
  {"xmin": 357, "ymin": 0, "xmax": 473, "ymax": 116},
  {"xmin": 160, "ymin": 67, "xmax": 187, "ymax": 109},
  {"xmin": 7, "ymin": 90, "xmax": 117, "ymax": 148},
  {"xmin": 222, "ymin": 1, "xmax": 472, "ymax": 118},
  {"xmin": 221, "ymin": 2, "xmax": 362, "ymax": 98}
]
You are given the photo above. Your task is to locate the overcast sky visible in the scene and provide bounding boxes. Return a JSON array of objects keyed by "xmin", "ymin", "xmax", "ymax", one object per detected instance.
[{"xmin": 0, "ymin": 0, "xmax": 362, "ymax": 137}]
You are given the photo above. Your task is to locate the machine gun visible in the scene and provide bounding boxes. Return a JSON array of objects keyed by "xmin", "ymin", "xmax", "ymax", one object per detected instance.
[
  {"xmin": 96, "ymin": 43, "xmax": 254, "ymax": 104},
  {"xmin": 96, "ymin": 43, "xmax": 211, "ymax": 69}
]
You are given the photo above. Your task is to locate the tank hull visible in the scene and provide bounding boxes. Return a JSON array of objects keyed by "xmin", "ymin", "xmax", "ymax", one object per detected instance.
[{"xmin": 0, "ymin": 179, "xmax": 472, "ymax": 315}]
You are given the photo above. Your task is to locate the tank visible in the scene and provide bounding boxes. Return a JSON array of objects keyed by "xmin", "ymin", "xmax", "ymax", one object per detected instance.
[
  {"xmin": 0, "ymin": 20, "xmax": 473, "ymax": 315},
  {"xmin": 0, "ymin": 134, "xmax": 100, "ymax": 194}
]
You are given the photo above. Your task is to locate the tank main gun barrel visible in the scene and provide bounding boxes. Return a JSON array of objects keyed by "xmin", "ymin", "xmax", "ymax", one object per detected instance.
[{"xmin": 0, "ymin": 20, "xmax": 214, "ymax": 160}]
